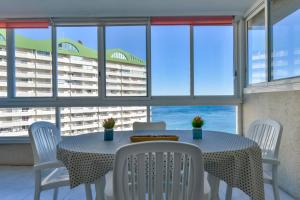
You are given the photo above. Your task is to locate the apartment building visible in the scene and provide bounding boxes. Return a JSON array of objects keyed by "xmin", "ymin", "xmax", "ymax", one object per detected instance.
[{"xmin": 0, "ymin": 30, "xmax": 147, "ymax": 136}]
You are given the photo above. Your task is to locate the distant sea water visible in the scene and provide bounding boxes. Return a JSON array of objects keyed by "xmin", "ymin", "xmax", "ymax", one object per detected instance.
[{"xmin": 151, "ymin": 106, "xmax": 236, "ymax": 134}]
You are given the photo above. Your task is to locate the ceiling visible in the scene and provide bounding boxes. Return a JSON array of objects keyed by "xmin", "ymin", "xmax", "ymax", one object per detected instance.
[{"xmin": 0, "ymin": 0, "xmax": 258, "ymax": 18}]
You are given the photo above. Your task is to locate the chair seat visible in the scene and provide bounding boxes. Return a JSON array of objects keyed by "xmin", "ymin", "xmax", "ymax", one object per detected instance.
[
  {"xmin": 105, "ymin": 171, "xmax": 211, "ymax": 200},
  {"xmin": 41, "ymin": 167, "xmax": 70, "ymax": 190}
]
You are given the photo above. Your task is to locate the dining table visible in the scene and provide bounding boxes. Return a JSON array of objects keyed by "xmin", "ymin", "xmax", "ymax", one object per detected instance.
[{"xmin": 57, "ymin": 130, "xmax": 265, "ymax": 200}]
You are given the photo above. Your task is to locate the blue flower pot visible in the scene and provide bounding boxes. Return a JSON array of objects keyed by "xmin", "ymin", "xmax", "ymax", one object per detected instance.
[
  {"xmin": 104, "ymin": 129, "xmax": 114, "ymax": 141},
  {"xmin": 193, "ymin": 128, "xmax": 202, "ymax": 140}
]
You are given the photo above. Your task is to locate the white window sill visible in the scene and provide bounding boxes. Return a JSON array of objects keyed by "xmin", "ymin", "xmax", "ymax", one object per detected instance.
[{"xmin": 244, "ymin": 77, "xmax": 300, "ymax": 94}]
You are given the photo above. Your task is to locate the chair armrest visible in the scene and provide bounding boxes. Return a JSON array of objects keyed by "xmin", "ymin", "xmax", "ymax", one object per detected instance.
[
  {"xmin": 263, "ymin": 158, "xmax": 280, "ymax": 165},
  {"xmin": 34, "ymin": 160, "xmax": 65, "ymax": 170}
]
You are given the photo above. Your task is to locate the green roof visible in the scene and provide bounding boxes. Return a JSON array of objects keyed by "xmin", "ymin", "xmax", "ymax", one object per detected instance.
[{"xmin": 0, "ymin": 29, "xmax": 145, "ymax": 66}]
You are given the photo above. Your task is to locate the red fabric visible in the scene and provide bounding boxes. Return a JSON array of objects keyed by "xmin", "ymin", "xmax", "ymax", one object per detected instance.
[
  {"xmin": 0, "ymin": 20, "xmax": 49, "ymax": 28},
  {"xmin": 151, "ymin": 16, "xmax": 233, "ymax": 25}
]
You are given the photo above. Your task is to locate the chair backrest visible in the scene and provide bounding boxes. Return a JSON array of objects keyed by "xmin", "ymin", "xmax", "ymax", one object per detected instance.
[
  {"xmin": 113, "ymin": 141, "xmax": 204, "ymax": 200},
  {"xmin": 133, "ymin": 121, "xmax": 166, "ymax": 131},
  {"xmin": 246, "ymin": 118, "xmax": 283, "ymax": 159},
  {"xmin": 29, "ymin": 121, "xmax": 61, "ymax": 164}
]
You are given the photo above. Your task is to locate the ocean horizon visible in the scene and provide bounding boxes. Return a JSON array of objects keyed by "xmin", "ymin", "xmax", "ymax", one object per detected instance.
[{"xmin": 151, "ymin": 106, "xmax": 236, "ymax": 134}]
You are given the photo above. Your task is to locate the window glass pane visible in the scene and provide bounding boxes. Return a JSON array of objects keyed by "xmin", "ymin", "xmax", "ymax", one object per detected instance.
[
  {"xmin": 15, "ymin": 27, "xmax": 52, "ymax": 96},
  {"xmin": 0, "ymin": 107, "xmax": 55, "ymax": 136},
  {"xmin": 194, "ymin": 26, "xmax": 234, "ymax": 95},
  {"xmin": 247, "ymin": 9, "xmax": 266, "ymax": 84},
  {"xmin": 272, "ymin": 0, "xmax": 300, "ymax": 79},
  {"xmin": 105, "ymin": 26, "xmax": 146, "ymax": 97},
  {"xmin": 151, "ymin": 26, "xmax": 190, "ymax": 96},
  {"xmin": 61, "ymin": 106, "xmax": 147, "ymax": 136},
  {"xmin": 151, "ymin": 106, "xmax": 236, "ymax": 134},
  {"xmin": 57, "ymin": 27, "xmax": 98, "ymax": 97},
  {"xmin": 0, "ymin": 29, "xmax": 6, "ymax": 97}
]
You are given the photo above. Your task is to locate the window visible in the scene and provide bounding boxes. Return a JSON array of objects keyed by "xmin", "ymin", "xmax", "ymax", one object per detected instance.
[
  {"xmin": 0, "ymin": 107, "xmax": 55, "ymax": 136},
  {"xmin": 0, "ymin": 34, "xmax": 5, "ymax": 41},
  {"xmin": 194, "ymin": 26, "xmax": 234, "ymax": 95},
  {"xmin": 105, "ymin": 26, "xmax": 147, "ymax": 97},
  {"xmin": 247, "ymin": 9, "xmax": 266, "ymax": 84},
  {"xmin": 151, "ymin": 26, "xmax": 190, "ymax": 95},
  {"xmin": 60, "ymin": 106, "xmax": 147, "ymax": 135},
  {"xmin": 272, "ymin": 0, "xmax": 300, "ymax": 79},
  {"xmin": 0, "ymin": 29, "xmax": 6, "ymax": 97},
  {"xmin": 151, "ymin": 105, "xmax": 236, "ymax": 133},
  {"xmin": 58, "ymin": 42, "xmax": 79, "ymax": 53},
  {"xmin": 57, "ymin": 27, "xmax": 98, "ymax": 97},
  {"xmin": 15, "ymin": 27, "xmax": 52, "ymax": 97}
]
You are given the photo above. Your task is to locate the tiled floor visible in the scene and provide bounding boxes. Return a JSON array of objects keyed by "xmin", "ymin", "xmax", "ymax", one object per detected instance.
[{"xmin": 0, "ymin": 166, "xmax": 295, "ymax": 200}]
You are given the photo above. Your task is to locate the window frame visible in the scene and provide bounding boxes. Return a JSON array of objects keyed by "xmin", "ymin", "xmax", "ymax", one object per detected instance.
[
  {"xmin": 245, "ymin": 2, "xmax": 267, "ymax": 86},
  {"xmin": 245, "ymin": 0, "xmax": 300, "ymax": 88},
  {"xmin": 0, "ymin": 17, "xmax": 242, "ymax": 141}
]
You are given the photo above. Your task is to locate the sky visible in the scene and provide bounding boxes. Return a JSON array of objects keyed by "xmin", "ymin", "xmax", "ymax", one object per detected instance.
[{"xmin": 15, "ymin": 25, "xmax": 234, "ymax": 95}]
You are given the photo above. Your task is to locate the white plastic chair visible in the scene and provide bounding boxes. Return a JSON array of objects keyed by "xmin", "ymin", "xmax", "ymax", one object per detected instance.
[
  {"xmin": 133, "ymin": 121, "xmax": 166, "ymax": 131},
  {"xmin": 105, "ymin": 141, "xmax": 210, "ymax": 200},
  {"xmin": 29, "ymin": 121, "xmax": 92, "ymax": 200},
  {"xmin": 226, "ymin": 118, "xmax": 283, "ymax": 200}
]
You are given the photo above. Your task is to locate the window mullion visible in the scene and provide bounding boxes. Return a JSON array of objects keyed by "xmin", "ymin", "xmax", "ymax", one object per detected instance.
[
  {"xmin": 98, "ymin": 26, "xmax": 106, "ymax": 99},
  {"xmin": 52, "ymin": 25, "xmax": 58, "ymax": 97},
  {"xmin": 265, "ymin": 0, "xmax": 272, "ymax": 82},
  {"xmin": 190, "ymin": 25, "xmax": 194, "ymax": 97},
  {"xmin": 146, "ymin": 21, "xmax": 152, "ymax": 98},
  {"xmin": 6, "ymin": 29, "xmax": 16, "ymax": 98}
]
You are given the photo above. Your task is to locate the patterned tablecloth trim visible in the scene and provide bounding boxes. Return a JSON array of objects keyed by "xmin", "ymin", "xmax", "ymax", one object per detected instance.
[{"xmin": 57, "ymin": 131, "xmax": 265, "ymax": 200}]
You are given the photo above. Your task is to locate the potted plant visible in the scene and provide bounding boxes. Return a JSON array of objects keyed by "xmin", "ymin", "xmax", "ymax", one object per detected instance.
[
  {"xmin": 102, "ymin": 118, "xmax": 115, "ymax": 141},
  {"xmin": 192, "ymin": 116, "xmax": 204, "ymax": 139}
]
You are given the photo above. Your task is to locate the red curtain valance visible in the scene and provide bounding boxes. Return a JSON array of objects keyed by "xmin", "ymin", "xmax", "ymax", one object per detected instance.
[
  {"xmin": 0, "ymin": 20, "xmax": 49, "ymax": 28},
  {"xmin": 151, "ymin": 16, "xmax": 233, "ymax": 25}
]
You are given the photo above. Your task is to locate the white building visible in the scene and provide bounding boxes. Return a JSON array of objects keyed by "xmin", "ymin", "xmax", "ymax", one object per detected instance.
[{"xmin": 0, "ymin": 30, "xmax": 147, "ymax": 136}]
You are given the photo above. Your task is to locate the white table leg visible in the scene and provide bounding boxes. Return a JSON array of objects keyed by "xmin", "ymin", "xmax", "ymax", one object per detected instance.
[
  {"xmin": 85, "ymin": 183, "xmax": 93, "ymax": 200},
  {"xmin": 208, "ymin": 174, "xmax": 220, "ymax": 200},
  {"xmin": 95, "ymin": 176, "xmax": 106, "ymax": 200}
]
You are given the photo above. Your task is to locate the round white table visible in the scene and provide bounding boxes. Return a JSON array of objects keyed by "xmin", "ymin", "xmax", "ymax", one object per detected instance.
[{"xmin": 57, "ymin": 130, "xmax": 265, "ymax": 200}]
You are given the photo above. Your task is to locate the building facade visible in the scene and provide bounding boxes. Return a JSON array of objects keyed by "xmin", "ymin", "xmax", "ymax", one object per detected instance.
[{"xmin": 0, "ymin": 30, "xmax": 147, "ymax": 136}]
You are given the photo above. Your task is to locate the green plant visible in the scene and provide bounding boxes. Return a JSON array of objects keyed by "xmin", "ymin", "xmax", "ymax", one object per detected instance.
[
  {"xmin": 192, "ymin": 116, "xmax": 204, "ymax": 128},
  {"xmin": 102, "ymin": 118, "xmax": 115, "ymax": 129}
]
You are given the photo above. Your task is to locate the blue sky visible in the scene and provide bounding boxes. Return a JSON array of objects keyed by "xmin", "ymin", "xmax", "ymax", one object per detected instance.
[{"xmin": 15, "ymin": 25, "xmax": 234, "ymax": 95}]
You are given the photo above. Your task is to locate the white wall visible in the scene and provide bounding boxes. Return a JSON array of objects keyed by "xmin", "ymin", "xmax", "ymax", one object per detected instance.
[
  {"xmin": 243, "ymin": 91, "xmax": 300, "ymax": 198},
  {"xmin": 0, "ymin": 143, "xmax": 33, "ymax": 165}
]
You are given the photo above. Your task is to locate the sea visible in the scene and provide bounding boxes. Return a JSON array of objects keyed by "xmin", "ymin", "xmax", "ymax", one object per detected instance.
[{"xmin": 151, "ymin": 106, "xmax": 236, "ymax": 134}]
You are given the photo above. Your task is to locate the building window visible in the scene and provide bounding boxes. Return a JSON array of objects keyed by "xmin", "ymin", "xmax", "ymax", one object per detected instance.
[
  {"xmin": 0, "ymin": 34, "xmax": 5, "ymax": 41},
  {"xmin": 0, "ymin": 29, "xmax": 6, "ymax": 97},
  {"xmin": 247, "ymin": 9, "xmax": 266, "ymax": 84},
  {"xmin": 14, "ymin": 27, "xmax": 52, "ymax": 97},
  {"xmin": 57, "ymin": 27, "xmax": 98, "ymax": 97},
  {"xmin": 151, "ymin": 105, "xmax": 236, "ymax": 133},
  {"xmin": 60, "ymin": 106, "xmax": 147, "ymax": 136},
  {"xmin": 272, "ymin": 0, "xmax": 300, "ymax": 79},
  {"xmin": 58, "ymin": 42, "xmax": 79, "ymax": 53},
  {"xmin": 194, "ymin": 25, "xmax": 234, "ymax": 95},
  {"xmin": 151, "ymin": 26, "xmax": 190, "ymax": 96},
  {"xmin": 105, "ymin": 26, "xmax": 147, "ymax": 97},
  {"xmin": 0, "ymin": 107, "xmax": 55, "ymax": 137}
]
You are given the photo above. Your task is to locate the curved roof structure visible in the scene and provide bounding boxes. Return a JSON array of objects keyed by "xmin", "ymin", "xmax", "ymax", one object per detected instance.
[{"xmin": 0, "ymin": 30, "xmax": 145, "ymax": 66}]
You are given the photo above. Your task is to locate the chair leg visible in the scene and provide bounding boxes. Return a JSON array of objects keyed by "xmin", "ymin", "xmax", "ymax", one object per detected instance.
[
  {"xmin": 34, "ymin": 171, "xmax": 41, "ymax": 200},
  {"xmin": 53, "ymin": 188, "xmax": 59, "ymax": 200},
  {"xmin": 272, "ymin": 165, "xmax": 280, "ymax": 200},
  {"xmin": 85, "ymin": 183, "xmax": 93, "ymax": 200},
  {"xmin": 95, "ymin": 176, "xmax": 106, "ymax": 200},
  {"xmin": 207, "ymin": 174, "xmax": 220, "ymax": 200},
  {"xmin": 34, "ymin": 185, "xmax": 41, "ymax": 200},
  {"xmin": 225, "ymin": 185, "xmax": 232, "ymax": 200}
]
